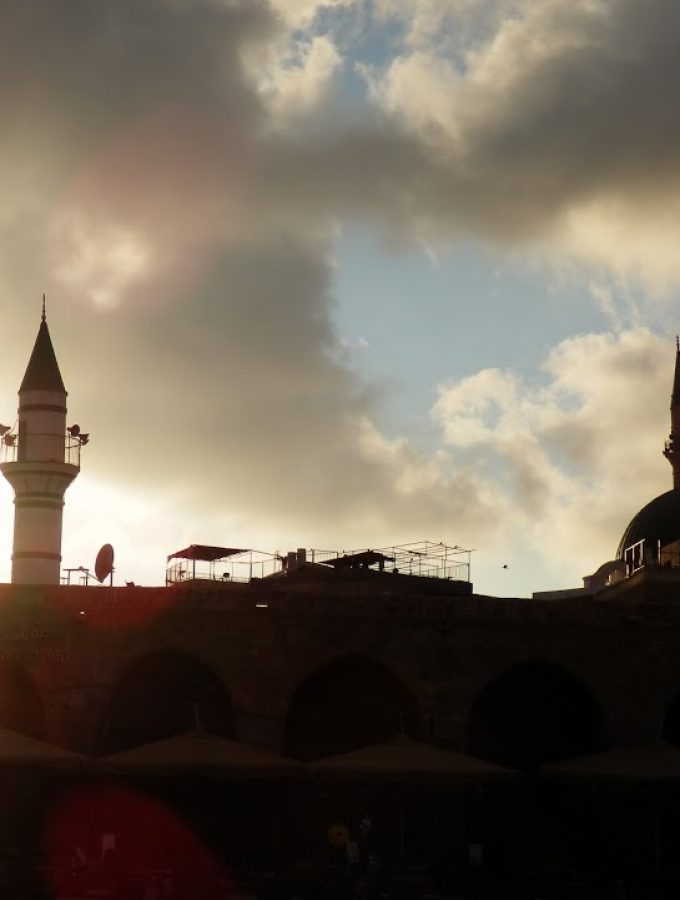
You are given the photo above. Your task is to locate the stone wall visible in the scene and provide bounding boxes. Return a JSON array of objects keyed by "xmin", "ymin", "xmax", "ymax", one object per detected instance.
[{"xmin": 0, "ymin": 567, "xmax": 675, "ymax": 762}]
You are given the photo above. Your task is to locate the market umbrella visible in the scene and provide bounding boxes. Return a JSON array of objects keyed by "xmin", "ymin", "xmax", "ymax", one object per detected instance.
[
  {"xmin": 309, "ymin": 736, "xmax": 517, "ymax": 856},
  {"xmin": 540, "ymin": 744, "xmax": 680, "ymax": 875},
  {"xmin": 0, "ymin": 730, "xmax": 87, "ymax": 871},
  {"xmin": 540, "ymin": 744, "xmax": 680, "ymax": 782},
  {"xmin": 99, "ymin": 731, "xmax": 304, "ymax": 870},
  {"xmin": 0, "ymin": 728, "xmax": 86, "ymax": 768},
  {"xmin": 309, "ymin": 736, "xmax": 516, "ymax": 782},
  {"xmin": 99, "ymin": 730, "xmax": 302, "ymax": 778}
]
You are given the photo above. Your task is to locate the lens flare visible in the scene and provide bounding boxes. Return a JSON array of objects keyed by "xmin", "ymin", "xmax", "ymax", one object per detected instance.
[{"xmin": 43, "ymin": 783, "xmax": 236, "ymax": 899}]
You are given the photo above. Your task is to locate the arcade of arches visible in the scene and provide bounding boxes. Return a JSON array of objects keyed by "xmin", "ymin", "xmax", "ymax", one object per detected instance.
[
  {"xmin": 0, "ymin": 663, "xmax": 45, "ymax": 739},
  {"xmin": 283, "ymin": 655, "xmax": 419, "ymax": 761},
  {"xmin": 97, "ymin": 650, "xmax": 234, "ymax": 755},
  {"xmin": 662, "ymin": 691, "xmax": 680, "ymax": 746},
  {"xmin": 466, "ymin": 660, "xmax": 604, "ymax": 768},
  {"xmin": 6, "ymin": 650, "xmax": 680, "ymax": 762}
]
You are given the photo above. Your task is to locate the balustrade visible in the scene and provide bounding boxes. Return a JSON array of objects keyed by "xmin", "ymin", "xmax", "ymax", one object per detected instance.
[{"xmin": 0, "ymin": 433, "xmax": 81, "ymax": 468}]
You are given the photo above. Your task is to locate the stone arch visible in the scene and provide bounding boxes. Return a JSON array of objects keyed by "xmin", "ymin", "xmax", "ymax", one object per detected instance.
[
  {"xmin": 284, "ymin": 654, "xmax": 419, "ymax": 761},
  {"xmin": 466, "ymin": 659, "xmax": 603, "ymax": 769},
  {"xmin": 96, "ymin": 648, "xmax": 234, "ymax": 754},
  {"xmin": 661, "ymin": 690, "xmax": 680, "ymax": 745},
  {"xmin": 0, "ymin": 662, "xmax": 45, "ymax": 738}
]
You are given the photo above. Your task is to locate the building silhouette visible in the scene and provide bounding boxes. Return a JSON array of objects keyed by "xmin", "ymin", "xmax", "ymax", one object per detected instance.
[
  {"xmin": 0, "ymin": 313, "xmax": 678, "ymax": 888},
  {"xmin": 0, "ymin": 313, "xmax": 675, "ymax": 766}
]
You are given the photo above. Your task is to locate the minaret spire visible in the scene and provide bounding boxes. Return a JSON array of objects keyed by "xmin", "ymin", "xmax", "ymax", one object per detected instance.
[
  {"xmin": 663, "ymin": 338, "xmax": 680, "ymax": 489},
  {"xmin": 0, "ymin": 310, "xmax": 84, "ymax": 584}
]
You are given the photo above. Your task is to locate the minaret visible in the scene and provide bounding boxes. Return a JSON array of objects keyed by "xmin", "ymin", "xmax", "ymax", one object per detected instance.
[
  {"xmin": 663, "ymin": 336, "xmax": 680, "ymax": 490},
  {"xmin": 0, "ymin": 303, "xmax": 82, "ymax": 584}
]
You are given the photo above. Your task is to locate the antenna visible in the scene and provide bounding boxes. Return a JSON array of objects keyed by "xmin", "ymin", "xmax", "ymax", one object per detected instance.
[
  {"xmin": 94, "ymin": 543, "xmax": 115, "ymax": 585},
  {"xmin": 41, "ymin": 294, "xmax": 46, "ymax": 323}
]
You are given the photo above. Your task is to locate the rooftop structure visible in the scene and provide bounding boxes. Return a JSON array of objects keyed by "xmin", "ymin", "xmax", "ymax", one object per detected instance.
[{"xmin": 166, "ymin": 540, "xmax": 473, "ymax": 589}]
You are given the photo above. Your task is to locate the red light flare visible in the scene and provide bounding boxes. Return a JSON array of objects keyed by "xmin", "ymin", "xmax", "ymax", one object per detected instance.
[{"xmin": 43, "ymin": 782, "xmax": 237, "ymax": 899}]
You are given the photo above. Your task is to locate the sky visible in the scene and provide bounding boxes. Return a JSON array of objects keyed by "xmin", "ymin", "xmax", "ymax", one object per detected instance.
[{"xmin": 0, "ymin": 0, "xmax": 679, "ymax": 597}]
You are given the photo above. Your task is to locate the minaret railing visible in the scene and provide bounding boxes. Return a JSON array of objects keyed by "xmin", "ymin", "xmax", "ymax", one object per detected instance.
[{"xmin": 1, "ymin": 433, "xmax": 81, "ymax": 468}]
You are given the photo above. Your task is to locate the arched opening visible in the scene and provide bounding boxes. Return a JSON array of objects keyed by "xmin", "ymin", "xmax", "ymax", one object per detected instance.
[
  {"xmin": 466, "ymin": 660, "xmax": 603, "ymax": 769},
  {"xmin": 97, "ymin": 649, "xmax": 233, "ymax": 754},
  {"xmin": 0, "ymin": 663, "xmax": 45, "ymax": 738},
  {"xmin": 661, "ymin": 692, "xmax": 680, "ymax": 745},
  {"xmin": 284, "ymin": 655, "xmax": 419, "ymax": 761}
]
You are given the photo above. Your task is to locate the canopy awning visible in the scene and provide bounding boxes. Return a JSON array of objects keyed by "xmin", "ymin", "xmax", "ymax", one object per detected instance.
[
  {"xmin": 309, "ymin": 736, "xmax": 516, "ymax": 782},
  {"xmin": 541, "ymin": 744, "xmax": 680, "ymax": 782},
  {"xmin": 0, "ymin": 728, "xmax": 86, "ymax": 768},
  {"xmin": 99, "ymin": 732, "xmax": 302, "ymax": 778},
  {"xmin": 166, "ymin": 545, "xmax": 245, "ymax": 563},
  {"xmin": 320, "ymin": 550, "xmax": 395, "ymax": 569}
]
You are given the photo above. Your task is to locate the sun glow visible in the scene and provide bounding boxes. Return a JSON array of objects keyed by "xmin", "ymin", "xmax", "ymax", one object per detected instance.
[{"xmin": 51, "ymin": 213, "xmax": 151, "ymax": 310}]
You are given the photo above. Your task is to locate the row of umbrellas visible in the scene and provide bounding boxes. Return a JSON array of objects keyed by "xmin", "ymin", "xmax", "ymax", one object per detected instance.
[
  {"xmin": 0, "ymin": 730, "xmax": 513, "ymax": 779},
  {"xmin": 2, "ymin": 728, "xmax": 680, "ymax": 783}
]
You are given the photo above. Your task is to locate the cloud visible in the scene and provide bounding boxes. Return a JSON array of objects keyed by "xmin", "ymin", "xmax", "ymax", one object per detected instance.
[
  {"xmin": 255, "ymin": 0, "xmax": 680, "ymax": 288},
  {"xmin": 373, "ymin": 0, "xmax": 512, "ymax": 50},
  {"xmin": 257, "ymin": 34, "xmax": 343, "ymax": 123},
  {"xmin": 5, "ymin": 0, "xmax": 680, "ymax": 292},
  {"xmin": 6, "ymin": 0, "xmax": 680, "ymax": 292},
  {"xmin": 53, "ymin": 215, "xmax": 152, "ymax": 310},
  {"xmin": 433, "ymin": 328, "xmax": 673, "ymax": 574},
  {"xmin": 268, "ymin": 0, "xmax": 358, "ymax": 28}
]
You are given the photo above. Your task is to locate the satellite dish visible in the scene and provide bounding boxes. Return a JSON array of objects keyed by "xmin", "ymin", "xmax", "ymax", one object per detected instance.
[{"xmin": 94, "ymin": 543, "xmax": 115, "ymax": 584}]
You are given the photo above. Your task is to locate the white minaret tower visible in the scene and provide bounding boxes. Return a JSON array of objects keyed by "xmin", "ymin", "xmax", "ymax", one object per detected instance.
[{"xmin": 0, "ymin": 302, "xmax": 83, "ymax": 584}]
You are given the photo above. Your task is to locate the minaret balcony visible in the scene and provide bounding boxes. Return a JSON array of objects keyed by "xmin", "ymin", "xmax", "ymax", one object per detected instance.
[{"xmin": 1, "ymin": 433, "xmax": 82, "ymax": 469}]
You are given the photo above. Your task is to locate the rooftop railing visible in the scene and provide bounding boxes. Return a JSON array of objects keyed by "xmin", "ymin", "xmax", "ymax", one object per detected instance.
[
  {"xmin": 166, "ymin": 541, "xmax": 472, "ymax": 587},
  {"xmin": 623, "ymin": 538, "xmax": 680, "ymax": 577}
]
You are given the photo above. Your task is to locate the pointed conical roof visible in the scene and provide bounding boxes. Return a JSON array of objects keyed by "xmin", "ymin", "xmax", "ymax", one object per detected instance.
[{"xmin": 19, "ymin": 315, "xmax": 66, "ymax": 394}]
